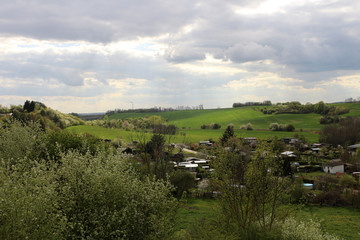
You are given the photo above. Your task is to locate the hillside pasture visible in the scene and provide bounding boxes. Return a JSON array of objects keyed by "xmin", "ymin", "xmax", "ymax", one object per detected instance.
[
  {"xmin": 109, "ymin": 107, "xmax": 323, "ymax": 131},
  {"xmin": 66, "ymin": 125, "xmax": 319, "ymax": 144}
]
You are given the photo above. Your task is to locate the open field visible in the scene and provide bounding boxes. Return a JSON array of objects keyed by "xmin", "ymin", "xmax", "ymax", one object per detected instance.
[
  {"xmin": 109, "ymin": 106, "xmax": 323, "ymax": 131},
  {"xmin": 67, "ymin": 103, "xmax": 360, "ymax": 144},
  {"xmin": 66, "ymin": 125, "xmax": 319, "ymax": 144},
  {"xmin": 175, "ymin": 198, "xmax": 360, "ymax": 240}
]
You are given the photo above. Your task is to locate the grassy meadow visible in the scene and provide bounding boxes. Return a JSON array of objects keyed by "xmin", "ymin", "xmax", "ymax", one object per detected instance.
[
  {"xmin": 66, "ymin": 125, "xmax": 319, "ymax": 144},
  {"xmin": 174, "ymin": 198, "xmax": 360, "ymax": 240},
  {"xmin": 67, "ymin": 103, "xmax": 360, "ymax": 144},
  {"xmin": 109, "ymin": 106, "xmax": 322, "ymax": 131}
]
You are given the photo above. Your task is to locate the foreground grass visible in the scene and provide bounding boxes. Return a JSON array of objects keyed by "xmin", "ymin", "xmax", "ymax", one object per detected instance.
[
  {"xmin": 294, "ymin": 206, "xmax": 360, "ymax": 240},
  {"xmin": 174, "ymin": 198, "xmax": 218, "ymax": 233},
  {"xmin": 175, "ymin": 198, "xmax": 360, "ymax": 240}
]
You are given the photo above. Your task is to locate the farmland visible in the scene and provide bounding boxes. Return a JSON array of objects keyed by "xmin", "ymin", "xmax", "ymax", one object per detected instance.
[
  {"xmin": 66, "ymin": 103, "xmax": 354, "ymax": 144},
  {"xmin": 108, "ymin": 106, "xmax": 323, "ymax": 131},
  {"xmin": 69, "ymin": 104, "xmax": 360, "ymax": 143}
]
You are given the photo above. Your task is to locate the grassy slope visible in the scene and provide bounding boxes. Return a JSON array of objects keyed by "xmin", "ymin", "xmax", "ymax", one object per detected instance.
[
  {"xmin": 109, "ymin": 107, "xmax": 322, "ymax": 131},
  {"xmin": 68, "ymin": 103, "xmax": 360, "ymax": 144}
]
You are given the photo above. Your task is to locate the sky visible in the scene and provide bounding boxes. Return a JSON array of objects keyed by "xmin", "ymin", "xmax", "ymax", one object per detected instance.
[{"xmin": 1, "ymin": 0, "xmax": 360, "ymax": 113}]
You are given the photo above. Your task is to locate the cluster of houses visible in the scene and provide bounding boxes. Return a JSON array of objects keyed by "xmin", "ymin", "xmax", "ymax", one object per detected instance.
[
  {"xmin": 124, "ymin": 136, "xmax": 360, "ymax": 183},
  {"xmin": 174, "ymin": 157, "xmax": 212, "ymax": 180}
]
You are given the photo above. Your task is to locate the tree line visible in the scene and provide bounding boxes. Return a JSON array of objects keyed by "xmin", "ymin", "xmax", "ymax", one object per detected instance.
[{"xmin": 106, "ymin": 104, "xmax": 204, "ymax": 115}]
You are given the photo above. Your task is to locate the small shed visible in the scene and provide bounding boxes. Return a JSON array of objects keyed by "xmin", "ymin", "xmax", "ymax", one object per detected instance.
[{"xmin": 323, "ymin": 159, "xmax": 344, "ymax": 174}]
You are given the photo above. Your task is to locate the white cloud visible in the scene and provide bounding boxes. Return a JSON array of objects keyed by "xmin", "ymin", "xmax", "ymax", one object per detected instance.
[{"xmin": 1, "ymin": 0, "xmax": 360, "ymax": 112}]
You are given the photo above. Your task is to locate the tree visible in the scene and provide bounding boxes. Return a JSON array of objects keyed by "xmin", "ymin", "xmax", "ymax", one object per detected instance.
[
  {"xmin": 220, "ymin": 125, "xmax": 235, "ymax": 145},
  {"xmin": 286, "ymin": 124, "xmax": 295, "ymax": 132},
  {"xmin": 320, "ymin": 117, "xmax": 360, "ymax": 146},
  {"xmin": 170, "ymin": 170, "xmax": 196, "ymax": 197},
  {"xmin": 23, "ymin": 100, "xmax": 36, "ymax": 112},
  {"xmin": 212, "ymin": 142, "xmax": 290, "ymax": 233}
]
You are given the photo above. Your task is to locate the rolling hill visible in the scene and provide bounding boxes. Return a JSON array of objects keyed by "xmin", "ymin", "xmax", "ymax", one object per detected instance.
[{"xmin": 66, "ymin": 102, "xmax": 360, "ymax": 144}]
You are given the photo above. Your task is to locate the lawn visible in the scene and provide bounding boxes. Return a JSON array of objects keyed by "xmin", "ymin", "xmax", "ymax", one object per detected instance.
[
  {"xmin": 174, "ymin": 198, "xmax": 360, "ymax": 240},
  {"xmin": 293, "ymin": 206, "xmax": 360, "ymax": 240}
]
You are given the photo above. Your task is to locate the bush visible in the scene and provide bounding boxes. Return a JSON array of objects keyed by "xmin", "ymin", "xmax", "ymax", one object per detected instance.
[
  {"xmin": 286, "ymin": 124, "xmax": 295, "ymax": 132},
  {"xmin": 58, "ymin": 150, "xmax": 177, "ymax": 239},
  {"xmin": 313, "ymin": 191, "xmax": 349, "ymax": 206},
  {"xmin": 339, "ymin": 174, "xmax": 357, "ymax": 188},
  {"xmin": 0, "ymin": 120, "xmax": 47, "ymax": 166},
  {"xmin": 212, "ymin": 123, "xmax": 221, "ymax": 129},
  {"xmin": 0, "ymin": 159, "xmax": 66, "ymax": 239},
  {"xmin": 290, "ymin": 179, "xmax": 307, "ymax": 204},
  {"xmin": 170, "ymin": 170, "xmax": 196, "ymax": 197},
  {"xmin": 270, "ymin": 123, "xmax": 280, "ymax": 131},
  {"xmin": 246, "ymin": 123, "xmax": 253, "ymax": 130},
  {"xmin": 281, "ymin": 218, "xmax": 340, "ymax": 240},
  {"xmin": 269, "ymin": 122, "xmax": 295, "ymax": 132}
]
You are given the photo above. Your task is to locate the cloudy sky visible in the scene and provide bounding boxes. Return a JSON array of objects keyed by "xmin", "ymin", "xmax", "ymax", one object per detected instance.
[{"xmin": 1, "ymin": 0, "xmax": 360, "ymax": 113}]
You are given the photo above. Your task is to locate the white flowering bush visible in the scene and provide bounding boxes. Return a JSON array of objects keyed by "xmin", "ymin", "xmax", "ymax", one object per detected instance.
[{"xmin": 281, "ymin": 218, "xmax": 341, "ymax": 240}]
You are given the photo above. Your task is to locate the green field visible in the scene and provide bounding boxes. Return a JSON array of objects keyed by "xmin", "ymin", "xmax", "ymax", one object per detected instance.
[
  {"xmin": 174, "ymin": 198, "xmax": 360, "ymax": 240},
  {"xmin": 109, "ymin": 106, "xmax": 323, "ymax": 131},
  {"xmin": 67, "ymin": 103, "xmax": 360, "ymax": 144},
  {"xmin": 66, "ymin": 125, "xmax": 319, "ymax": 144}
]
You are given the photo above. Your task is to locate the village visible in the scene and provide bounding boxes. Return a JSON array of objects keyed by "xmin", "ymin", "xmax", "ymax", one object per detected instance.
[{"xmin": 148, "ymin": 136, "xmax": 360, "ymax": 205}]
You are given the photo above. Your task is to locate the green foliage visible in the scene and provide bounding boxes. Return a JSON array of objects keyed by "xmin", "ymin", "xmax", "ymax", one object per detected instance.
[
  {"xmin": 220, "ymin": 125, "xmax": 235, "ymax": 145},
  {"xmin": 201, "ymin": 123, "xmax": 221, "ymax": 129},
  {"xmin": 339, "ymin": 175, "xmax": 357, "ymax": 188},
  {"xmin": 170, "ymin": 170, "xmax": 196, "ymax": 197},
  {"xmin": 269, "ymin": 122, "xmax": 295, "ymax": 132},
  {"xmin": 262, "ymin": 101, "xmax": 349, "ymax": 117},
  {"xmin": 212, "ymin": 142, "xmax": 290, "ymax": 232},
  {"xmin": 240, "ymin": 122, "xmax": 253, "ymax": 130},
  {"xmin": 45, "ymin": 130, "xmax": 89, "ymax": 161},
  {"xmin": 58, "ymin": 150, "xmax": 177, "ymax": 239},
  {"xmin": 6, "ymin": 101, "xmax": 84, "ymax": 131},
  {"xmin": 0, "ymin": 159, "xmax": 66, "ymax": 239},
  {"xmin": 290, "ymin": 178, "xmax": 308, "ymax": 204},
  {"xmin": 0, "ymin": 120, "xmax": 47, "ymax": 166},
  {"xmin": 0, "ymin": 121, "xmax": 178, "ymax": 239}
]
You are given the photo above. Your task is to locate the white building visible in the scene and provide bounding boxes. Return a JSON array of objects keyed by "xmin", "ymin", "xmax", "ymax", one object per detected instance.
[{"xmin": 323, "ymin": 159, "xmax": 344, "ymax": 174}]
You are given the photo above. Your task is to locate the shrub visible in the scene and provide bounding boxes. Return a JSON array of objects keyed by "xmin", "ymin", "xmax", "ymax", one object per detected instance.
[
  {"xmin": 58, "ymin": 150, "xmax": 178, "ymax": 239},
  {"xmin": 0, "ymin": 120, "xmax": 47, "ymax": 166},
  {"xmin": 170, "ymin": 170, "xmax": 196, "ymax": 197},
  {"xmin": 290, "ymin": 178, "xmax": 307, "ymax": 204},
  {"xmin": 286, "ymin": 124, "xmax": 295, "ymax": 132},
  {"xmin": 339, "ymin": 174, "xmax": 357, "ymax": 188},
  {"xmin": 270, "ymin": 123, "xmax": 280, "ymax": 131},
  {"xmin": 0, "ymin": 159, "xmax": 66, "ymax": 239},
  {"xmin": 281, "ymin": 218, "xmax": 340, "ymax": 240},
  {"xmin": 246, "ymin": 123, "xmax": 253, "ymax": 130},
  {"xmin": 212, "ymin": 123, "xmax": 221, "ymax": 129},
  {"xmin": 313, "ymin": 191, "xmax": 349, "ymax": 206}
]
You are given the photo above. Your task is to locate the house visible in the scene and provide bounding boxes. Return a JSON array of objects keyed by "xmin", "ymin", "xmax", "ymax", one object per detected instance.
[
  {"xmin": 348, "ymin": 143, "xmax": 360, "ymax": 155},
  {"xmin": 281, "ymin": 137, "xmax": 298, "ymax": 145},
  {"xmin": 199, "ymin": 141, "xmax": 212, "ymax": 146},
  {"xmin": 280, "ymin": 151, "xmax": 297, "ymax": 158},
  {"xmin": 244, "ymin": 137, "xmax": 257, "ymax": 143},
  {"xmin": 323, "ymin": 159, "xmax": 344, "ymax": 174}
]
